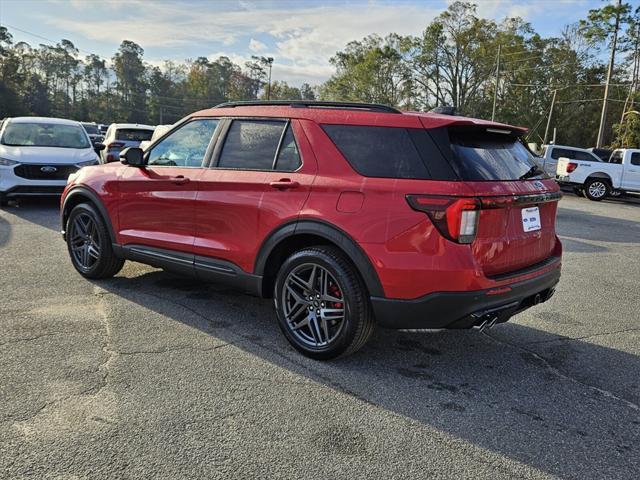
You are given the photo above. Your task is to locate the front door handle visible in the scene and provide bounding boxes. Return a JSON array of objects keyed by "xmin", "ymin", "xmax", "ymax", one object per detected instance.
[
  {"xmin": 171, "ymin": 175, "xmax": 190, "ymax": 185},
  {"xmin": 269, "ymin": 179, "xmax": 300, "ymax": 190}
]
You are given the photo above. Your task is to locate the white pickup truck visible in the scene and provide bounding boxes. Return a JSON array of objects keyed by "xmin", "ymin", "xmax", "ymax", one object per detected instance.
[
  {"xmin": 556, "ymin": 148, "xmax": 640, "ymax": 201},
  {"xmin": 539, "ymin": 144, "xmax": 603, "ymax": 176}
]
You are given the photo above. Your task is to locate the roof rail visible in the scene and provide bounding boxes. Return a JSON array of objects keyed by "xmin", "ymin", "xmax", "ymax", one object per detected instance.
[{"xmin": 213, "ymin": 100, "xmax": 402, "ymax": 114}]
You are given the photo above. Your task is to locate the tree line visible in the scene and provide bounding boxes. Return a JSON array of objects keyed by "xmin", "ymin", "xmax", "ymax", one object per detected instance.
[{"xmin": 0, "ymin": 1, "xmax": 639, "ymax": 148}]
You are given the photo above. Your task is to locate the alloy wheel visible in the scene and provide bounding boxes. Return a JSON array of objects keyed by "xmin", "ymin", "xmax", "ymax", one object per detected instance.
[
  {"xmin": 69, "ymin": 212, "xmax": 101, "ymax": 271},
  {"xmin": 281, "ymin": 263, "xmax": 346, "ymax": 348},
  {"xmin": 588, "ymin": 181, "xmax": 606, "ymax": 199}
]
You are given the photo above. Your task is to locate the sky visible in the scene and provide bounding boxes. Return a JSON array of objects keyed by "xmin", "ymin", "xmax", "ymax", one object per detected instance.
[{"xmin": 0, "ymin": 0, "xmax": 608, "ymax": 86}]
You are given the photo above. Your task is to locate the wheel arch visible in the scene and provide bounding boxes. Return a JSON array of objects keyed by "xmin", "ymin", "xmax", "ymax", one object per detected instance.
[
  {"xmin": 255, "ymin": 220, "xmax": 384, "ymax": 299},
  {"xmin": 585, "ymin": 172, "xmax": 613, "ymax": 184},
  {"xmin": 61, "ymin": 186, "xmax": 116, "ymax": 244}
]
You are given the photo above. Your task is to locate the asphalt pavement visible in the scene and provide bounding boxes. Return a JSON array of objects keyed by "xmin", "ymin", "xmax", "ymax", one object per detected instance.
[{"xmin": 0, "ymin": 193, "xmax": 639, "ymax": 479}]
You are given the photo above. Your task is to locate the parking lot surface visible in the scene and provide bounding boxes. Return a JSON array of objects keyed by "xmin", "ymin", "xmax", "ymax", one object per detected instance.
[{"xmin": 1, "ymin": 194, "xmax": 639, "ymax": 479}]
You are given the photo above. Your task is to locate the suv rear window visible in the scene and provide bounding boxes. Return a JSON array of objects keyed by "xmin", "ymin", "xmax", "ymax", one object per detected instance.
[
  {"xmin": 116, "ymin": 129, "xmax": 153, "ymax": 141},
  {"xmin": 448, "ymin": 130, "xmax": 544, "ymax": 181},
  {"xmin": 322, "ymin": 125, "xmax": 431, "ymax": 179}
]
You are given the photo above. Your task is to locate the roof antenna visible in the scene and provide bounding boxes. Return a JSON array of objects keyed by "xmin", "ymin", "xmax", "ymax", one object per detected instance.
[{"xmin": 430, "ymin": 106, "xmax": 457, "ymax": 116}]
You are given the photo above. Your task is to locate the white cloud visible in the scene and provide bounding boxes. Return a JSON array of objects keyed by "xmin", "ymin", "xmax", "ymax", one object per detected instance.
[
  {"xmin": 248, "ymin": 38, "xmax": 267, "ymax": 52},
  {"xmin": 40, "ymin": 0, "xmax": 587, "ymax": 86}
]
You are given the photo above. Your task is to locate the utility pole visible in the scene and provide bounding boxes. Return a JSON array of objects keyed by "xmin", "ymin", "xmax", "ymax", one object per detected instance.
[
  {"xmin": 266, "ymin": 57, "xmax": 274, "ymax": 100},
  {"xmin": 543, "ymin": 89, "xmax": 558, "ymax": 145},
  {"xmin": 492, "ymin": 44, "xmax": 501, "ymax": 122},
  {"xmin": 596, "ymin": 0, "xmax": 622, "ymax": 148}
]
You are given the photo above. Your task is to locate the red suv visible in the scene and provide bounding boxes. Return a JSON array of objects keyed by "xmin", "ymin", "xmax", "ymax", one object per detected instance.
[{"xmin": 61, "ymin": 101, "xmax": 562, "ymax": 359}]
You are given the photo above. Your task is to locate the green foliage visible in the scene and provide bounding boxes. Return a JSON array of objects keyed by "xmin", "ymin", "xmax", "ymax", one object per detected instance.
[{"xmin": 0, "ymin": 33, "xmax": 272, "ymax": 125}]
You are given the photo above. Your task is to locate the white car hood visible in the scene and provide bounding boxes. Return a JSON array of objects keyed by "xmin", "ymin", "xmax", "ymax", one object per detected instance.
[{"xmin": 0, "ymin": 145, "xmax": 97, "ymax": 165}]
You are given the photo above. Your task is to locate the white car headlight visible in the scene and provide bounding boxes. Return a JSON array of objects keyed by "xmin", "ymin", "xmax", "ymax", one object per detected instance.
[
  {"xmin": 0, "ymin": 157, "xmax": 19, "ymax": 166},
  {"xmin": 76, "ymin": 159, "xmax": 99, "ymax": 168}
]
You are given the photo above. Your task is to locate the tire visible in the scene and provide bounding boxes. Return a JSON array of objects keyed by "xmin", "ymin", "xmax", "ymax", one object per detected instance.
[
  {"xmin": 572, "ymin": 187, "xmax": 584, "ymax": 197},
  {"xmin": 584, "ymin": 178, "xmax": 610, "ymax": 201},
  {"xmin": 0, "ymin": 195, "xmax": 8, "ymax": 207},
  {"xmin": 610, "ymin": 189, "xmax": 622, "ymax": 198},
  {"xmin": 273, "ymin": 246, "xmax": 374, "ymax": 360},
  {"xmin": 66, "ymin": 203, "xmax": 124, "ymax": 279}
]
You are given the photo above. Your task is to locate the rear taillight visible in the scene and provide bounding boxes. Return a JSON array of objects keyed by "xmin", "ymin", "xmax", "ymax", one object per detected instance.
[
  {"xmin": 566, "ymin": 162, "xmax": 578, "ymax": 173},
  {"xmin": 406, "ymin": 195, "xmax": 480, "ymax": 244},
  {"xmin": 108, "ymin": 142, "xmax": 125, "ymax": 150}
]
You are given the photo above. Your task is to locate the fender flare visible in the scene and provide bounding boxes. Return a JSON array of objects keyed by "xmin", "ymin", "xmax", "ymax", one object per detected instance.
[
  {"xmin": 61, "ymin": 186, "xmax": 116, "ymax": 244},
  {"xmin": 254, "ymin": 219, "xmax": 384, "ymax": 297},
  {"xmin": 585, "ymin": 172, "xmax": 613, "ymax": 183}
]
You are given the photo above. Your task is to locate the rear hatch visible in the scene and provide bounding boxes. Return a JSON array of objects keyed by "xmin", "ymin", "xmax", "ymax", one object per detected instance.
[{"xmin": 420, "ymin": 123, "xmax": 561, "ymax": 278}]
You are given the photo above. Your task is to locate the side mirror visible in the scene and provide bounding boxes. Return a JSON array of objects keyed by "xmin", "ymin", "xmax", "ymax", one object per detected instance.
[
  {"xmin": 120, "ymin": 147, "xmax": 145, "ymax": 167},
  {"xmin": 93, "ymin": 142, "xmax": 106, "ymax": 151}
]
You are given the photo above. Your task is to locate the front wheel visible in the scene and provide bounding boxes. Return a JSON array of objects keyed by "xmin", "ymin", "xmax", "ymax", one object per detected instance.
[
  {"xmin": 584, "ymin": 178, "xmax": 609, "ymax": 201},
  {"xmin": 274, "ymin": 246, "xmax": 374, "ymax": 360},
  {"xmin": 66, "ymin": 203, "xmax": 124, "ymax": 279}
]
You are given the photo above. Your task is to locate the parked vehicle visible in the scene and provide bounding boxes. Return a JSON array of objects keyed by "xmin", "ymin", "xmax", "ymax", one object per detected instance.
[
  {"xmin": 99, "ymin": 123, "xmax": 154, "ymax": 163},
  {"xmin": 98, "ymin": 124, "xmax": 108, "ymax": 135},
  {"xmin": 81, "ymin": 122, "xmax": 103, "ymax": 143},
  {"xmin": 0, "ymin": 117, "xmax": 100, "ymax": 206},
  {"xmin": 61, "ymin": 101, "xmax": 562, "ymax": 359},
  {"xmin": 139, "ymin": 124, "xmax": 174, "ymax": 151},
  {"xmin": 587, "ymin": 147, "xmax": 613, "ymax": 162},
  {"xmin": 539, "ymin": 144, "xmax": 602, "ymax": 176},
  {"xmin": 557, "ymin": 148, "xmax": 640, "ymax": 201}
]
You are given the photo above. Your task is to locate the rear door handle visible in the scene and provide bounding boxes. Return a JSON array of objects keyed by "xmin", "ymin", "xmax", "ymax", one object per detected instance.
[
  {"xmin": 269, "ymin": 179, "xmax": 300, "ymax": 190},
  {"xmin": 171, "ymin": 175, "xmax": 190, "ymax": 185}
]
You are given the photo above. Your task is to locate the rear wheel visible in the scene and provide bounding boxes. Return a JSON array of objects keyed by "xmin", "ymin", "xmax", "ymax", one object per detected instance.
[
  {"xmin": 66, "ymin": 203, "xmax": 124, "ymax": 279},
  {"xmin": 274, "ymin": 246, "xmax": 374, "ymax": 360},
  {"xmin": 584, "ymin": 178, "xmax": 609, "ymax": 201},
  {"xmin": 0, "ymin": 194, "xmax": 8, "ymax": 207}
]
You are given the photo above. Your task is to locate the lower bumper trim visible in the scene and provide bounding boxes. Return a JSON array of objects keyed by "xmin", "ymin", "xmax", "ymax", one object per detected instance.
[{"xmin": 371, "ymin": 266, "xmax": 560, "ymax": 329}]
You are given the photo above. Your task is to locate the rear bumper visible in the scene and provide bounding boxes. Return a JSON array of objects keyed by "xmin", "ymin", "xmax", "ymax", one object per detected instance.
[{"xmin": 371, "ymin": 263, "xmax": 560, "ymax": 329}]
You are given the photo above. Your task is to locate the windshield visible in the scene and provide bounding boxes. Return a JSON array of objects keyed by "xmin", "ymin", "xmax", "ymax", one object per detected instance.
[
  {"xmin": 1, "ymin": 122, "xmax": 91, "ymax": 149},
  {"xmin": 116, "ymin": 129, "xmax": 153, "ymax": 141},
  {"xmin": 449, "ymin": 130, "xmax": 546, "ymax": 181},
  {"xmin": 82, "ymin": 124, "xmax": 99, "ymax": 135}
]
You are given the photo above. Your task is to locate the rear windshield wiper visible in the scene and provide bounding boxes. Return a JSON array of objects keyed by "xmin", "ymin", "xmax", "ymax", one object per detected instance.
[{"xmin": 519, "ymin": 165, "xmax": 545, "ymax": 180}]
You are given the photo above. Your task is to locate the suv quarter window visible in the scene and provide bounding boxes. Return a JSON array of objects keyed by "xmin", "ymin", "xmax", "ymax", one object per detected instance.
[
  {"xmin": 147, "ymin": 119, "xmax": 219, "ymax": 167},
  {"xmin": 322, "ymin": 125, "xmax": 432, "ymax": 179},
  {"xmin": 274, "ymin": 124, "xmax": 302, "ymax": 171}
]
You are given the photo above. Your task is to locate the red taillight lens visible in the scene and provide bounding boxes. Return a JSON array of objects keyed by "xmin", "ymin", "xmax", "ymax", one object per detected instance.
[
  {"xmin": 108, "ymin": 142, "xmax": 125, "ymax": 150},
  {"xmin": 566, "ymin": 162, "xmax": 578, "ymax": 173},
  {"xmin": 406, "ymin": 195, "xmax": 480, "ymax": 244}
]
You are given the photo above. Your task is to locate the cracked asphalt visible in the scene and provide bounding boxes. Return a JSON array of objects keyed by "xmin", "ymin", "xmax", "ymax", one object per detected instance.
[{"xmin": 1, "ymin": 193, "xmax": 639, "ymax": 479}]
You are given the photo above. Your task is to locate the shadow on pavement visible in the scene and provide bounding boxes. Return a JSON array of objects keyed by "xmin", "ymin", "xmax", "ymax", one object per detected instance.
[
  {"xmin": 0, "ymin": 197, "xmax": 61, "ymax": 232},
  {"xmin": 94, "ymin": 269, "xmax": 640, "ymax": 479},
  {"xmin": 557, "ymin": 206, "xmax": 640, "ymax": 244}
]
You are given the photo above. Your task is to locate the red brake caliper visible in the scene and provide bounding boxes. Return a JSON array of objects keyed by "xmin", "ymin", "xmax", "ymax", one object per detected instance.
[{"xmin": 329, "ymin": 283, "xmax": 343, "ymax": 309}]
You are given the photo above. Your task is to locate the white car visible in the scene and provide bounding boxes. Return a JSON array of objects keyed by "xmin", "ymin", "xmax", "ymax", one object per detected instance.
[
  {"xmin": 100, "ymin": 123, "xmax": 155, "ymax": 163},
  {"xmin": 139, "ymin": 124, "xmax": 174, "ymax": 151},
  {"xmin": 556, "ymin": 148, "xmax": 640, "ymax": 201},
  {"xmin": 0, "ymin": 117, "xmax": 100, "ymax": 206},
  {"xmin": 539, "ymin": 144, "xmax": 602, "ymax": 176}
]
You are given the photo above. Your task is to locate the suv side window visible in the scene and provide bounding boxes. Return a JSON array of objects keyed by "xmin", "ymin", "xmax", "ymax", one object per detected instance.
[
  {"xmin": 148, "ymin": 119, "xmax": 218, "ymax": 167},
  {"xmin": 574, "ymin": 150, "xmax": 599, "ymax": 162},
  {"xmin": 218, "ymin": 120, "xmax": 286, "ymax": 170},
  {"xmin": 551, "ymin": 148, "xmax": 575, "ymax": 160},
  {"xmin": 631, "ymin": 152, "xmax": 640, "ymax": 166}
]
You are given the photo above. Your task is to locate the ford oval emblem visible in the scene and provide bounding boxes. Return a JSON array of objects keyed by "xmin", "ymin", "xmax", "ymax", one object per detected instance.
[
  {"xmin": 533, "ymin": 180, "xmax": 544, "ymax": 189},
  {"xmin": 40, "ymin": 166, "xmax": 58, "ymax": 173}
]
